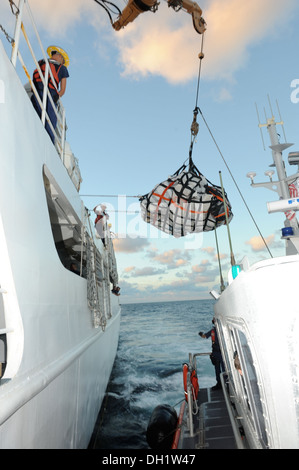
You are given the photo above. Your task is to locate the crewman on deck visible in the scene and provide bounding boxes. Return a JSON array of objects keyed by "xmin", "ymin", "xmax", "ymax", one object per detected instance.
[
  {"xmin": 31, "ymin": 45, "xmax": 70, "ymax": 143},
  {"xmin": 93, "ymin": 204, "xmax": 109, "ymax": 246},
  {"xmin": 199, "ymin": 318, "xmax": 225, "ymax": 390}
]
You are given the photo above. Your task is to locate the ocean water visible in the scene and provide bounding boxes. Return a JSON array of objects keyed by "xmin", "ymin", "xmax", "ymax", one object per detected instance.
[{"xmin": 89, "ymin": 299, "xmax": 216, "ymax": 449}]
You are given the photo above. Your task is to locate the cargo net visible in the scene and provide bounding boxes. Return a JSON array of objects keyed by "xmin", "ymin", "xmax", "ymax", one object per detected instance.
[{"xmin": 139, "ymin": 162, "xmax": 233, "ymax": 238}]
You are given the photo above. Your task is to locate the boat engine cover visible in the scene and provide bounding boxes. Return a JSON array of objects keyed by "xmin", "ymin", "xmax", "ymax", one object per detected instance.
[{"xmin": 146, "ymin": 404, "xmax": 178, "ymax": 449}]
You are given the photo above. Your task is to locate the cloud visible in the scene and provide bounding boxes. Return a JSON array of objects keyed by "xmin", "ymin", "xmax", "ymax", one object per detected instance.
[
  {"xmin": 124, "ymin": 266, "xmax": 135, "ymax": 273},
  {"xmin": 192, "ymin": 263, "xmax": 206, "ymax": 273},
  {"xmin": 9, "ymin": 0, "xmax": 297, "ymax": 85},
  {"xmin": 114, "ymin": 0, "xmax": 297, "ymax": 83},
  {"xmin": 113, "ymin": 236, "xmax": 150, "ymax": 253},
  {"xmin": 25, "ymin": 0, "xmax": 94, "ymax": 36},
  {"xmin": 201, "ymin": 246, "xmax": 215, "ymax": 255},
  {"xmin": 214, "ymin": 87, "xmax": 233, "ymax": 103},
  {"xmin": 134, "ymin": 266, "xmax": 165, "ymax": 277},
  {"xmin": 147, "ymin": 248, "xmax": 191, "ymax": 268},
  {"xmin": 245, "ymin": 234, "xmax": 275, "ymax": 252}
]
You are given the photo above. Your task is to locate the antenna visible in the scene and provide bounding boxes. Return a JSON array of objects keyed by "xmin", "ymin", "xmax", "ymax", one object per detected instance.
[
  {"xmin": 214, "ymin": 228, "xmax": 225, "ymax": 292},
  {"xmin": 256, "ymin": 96, "xmax": 287, "ymax": 149},
  {"xmin": 268, "ymin": 94, "xmax": 274, "ymax": 118},
  {"xmin": 276, "ymin": 99, "xmax": 287, "ymax": 143},
  {"xmin": 219, "ymin": 171, "xmax": 235, "ymax": 266},
  {"xmin": 255, "ymin": 103, "xmax": 266, "ymax": 150}
]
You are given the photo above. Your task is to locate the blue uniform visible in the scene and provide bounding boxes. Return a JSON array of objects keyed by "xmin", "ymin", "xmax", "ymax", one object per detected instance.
[{"xmin": 204, "ymin": 327, "xmax": 225, "ymax": 385}]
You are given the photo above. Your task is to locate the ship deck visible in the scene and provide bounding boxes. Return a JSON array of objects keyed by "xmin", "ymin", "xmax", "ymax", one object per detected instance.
[{"xmin": 180, "ymin": 387, "xmax": 237, "ymax": 449}]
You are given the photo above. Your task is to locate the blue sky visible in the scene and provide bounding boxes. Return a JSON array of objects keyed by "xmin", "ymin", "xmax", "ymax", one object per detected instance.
[{"xmin": 2, "ymin": 0, "xmax": 299, "ymax": 303}]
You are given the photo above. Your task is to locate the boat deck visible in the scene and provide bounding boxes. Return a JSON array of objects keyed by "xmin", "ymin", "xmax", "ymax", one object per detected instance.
[{"xmin": 181, "ymin": 387, "xmax": 237, "ymax": 449}]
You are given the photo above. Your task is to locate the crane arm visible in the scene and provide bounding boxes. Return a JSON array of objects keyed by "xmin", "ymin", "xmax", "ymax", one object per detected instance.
[
  {"xmin": 112, "ymin": 0, "xmax": 159, "ymax": 31},
  {"xmin": 111, "ymin": 0, "xmax": 206, "ymax": 34},
  {"xmin": 171, "ymin": 0, "xmax": 206, "ymax": 34}
]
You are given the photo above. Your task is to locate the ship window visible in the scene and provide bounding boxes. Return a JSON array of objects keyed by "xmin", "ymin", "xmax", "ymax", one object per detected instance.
[
  {"xmin": 43, "ymin": 166, "xmax": 87, "ymax": 277},
  {"xmin": 0, "ymin": 296, "xmax": 7, "ymax": 380},
  {"xmin": 230, "ymin": 329, "xmax": 251, "ymax": 411},
  {"xmin": 237, "ymin": 331, "xmax": 268, "ymax": 447},
  {"xmin": 216, "ymin": 321, "xmax": 231, "ymax": 376}
]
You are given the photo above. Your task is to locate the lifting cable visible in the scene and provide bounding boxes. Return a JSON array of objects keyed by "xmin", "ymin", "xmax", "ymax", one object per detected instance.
[
  {"xmin": 93, "ymin": 0, "xmax": 121, "ymax": 25},
  {"xmin": 187, "ymin": 34, "xmax": 273, "ymax": 258},
  {"xmin": 198, "ymin": 107, "xmax": 273, "ymax": 258},
  {"xmin": 188, "ymin": 33, "xmax": 205, "ymax": 169}
]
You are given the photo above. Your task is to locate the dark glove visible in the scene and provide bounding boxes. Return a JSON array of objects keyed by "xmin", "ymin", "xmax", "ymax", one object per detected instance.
[{"xmin": 198, "ymin": 332, "xmax": 203, "ymax": 337}]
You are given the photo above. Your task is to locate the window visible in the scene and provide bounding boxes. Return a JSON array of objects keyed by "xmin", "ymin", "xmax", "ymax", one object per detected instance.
[{"xmin": 237, "ymin": 331, "xmax": 268, "ymax": 447}]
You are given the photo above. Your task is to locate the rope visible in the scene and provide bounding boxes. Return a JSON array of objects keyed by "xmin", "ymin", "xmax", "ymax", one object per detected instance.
[
  {"xmin": 198, "ymin": 107, "xmax": 274, "ymax": 258},
  {"xmin": 194, "ymin": 35, "xmax": 205, "ymax": 110},
  {"xmin": 189, "ymin": 33, "xmax": 205, "ymax": 169}
]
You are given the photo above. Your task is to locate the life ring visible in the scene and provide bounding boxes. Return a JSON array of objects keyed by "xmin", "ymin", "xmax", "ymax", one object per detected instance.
[
  {"xmin": 183, "ymin": 363, "xmax": 199, "ymax": 402},
  {"xmin": 183, "ymin": 363, "xmax": 188, "ymax": 401}
]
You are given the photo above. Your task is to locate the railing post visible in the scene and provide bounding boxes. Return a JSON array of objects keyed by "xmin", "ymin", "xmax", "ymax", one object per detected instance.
[
  {"xmin": 187, "ymin": 385, "xmax": 194, "ymax": 437},
  {"xmin": 11, "ymin": 0, "xmax": 25, "ymax": 67},
  {"xmin": 41, "ymin": 60, "xmax": 49, "ymax": 126},
  {"xmin": 60, "ymin": 106, "xmax": 66, "ymax": 161}
]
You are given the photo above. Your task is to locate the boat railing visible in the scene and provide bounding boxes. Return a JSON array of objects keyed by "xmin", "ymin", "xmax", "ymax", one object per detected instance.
[
  {"xmin": 219, "ymin": 372, "xmax": 246, "ymax": 449},
  {"xmin": 8, "ymin": 0, "xmax": 70, "ymax": 171},
  {"xmin": 185, "ymin": 352, "xmax": 211, "ymax": 437}
]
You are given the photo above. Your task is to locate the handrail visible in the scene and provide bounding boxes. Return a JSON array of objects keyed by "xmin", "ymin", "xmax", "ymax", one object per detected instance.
[
  {"xmin": 185, "ymin": 352, "xmax": 211, "ymax": 437},
  {"xmin": 220, "ymin": 372, "xmax": 245, "ymax": 449},
  {"xmin": 10, "ymin": 0, "xmax": 66, "ymax": 157},
  {"xmin": 0, "ymin": 328, "xmax": 14, "ymax": 335}
]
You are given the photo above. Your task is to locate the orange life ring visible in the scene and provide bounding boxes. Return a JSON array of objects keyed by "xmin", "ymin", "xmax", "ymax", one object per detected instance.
[
  {"xmin": 183, "ymin": 363, "xmax": 199, "ymax": 402},
  {"xmin": 183, "ymin": 363, "xmax": 188, "ymax": 401}
]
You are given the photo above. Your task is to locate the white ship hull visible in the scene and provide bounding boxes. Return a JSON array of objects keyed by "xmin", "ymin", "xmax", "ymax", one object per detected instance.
[
  {"xmin": 214, "ymin": 255, "xmax": 299, "ymax": 448},
  {"xmin": 0, "ymin": 39, "xmax": 121, "ymax": 448}
]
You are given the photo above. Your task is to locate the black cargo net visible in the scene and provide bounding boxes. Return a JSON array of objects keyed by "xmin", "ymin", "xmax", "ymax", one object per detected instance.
[{"xmin": 139, "ymin": 162, "xmax": 233, "ymax": 238}]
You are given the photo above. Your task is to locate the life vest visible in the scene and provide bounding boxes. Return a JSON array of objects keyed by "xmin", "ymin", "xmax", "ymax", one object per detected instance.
[
  {"xmin": 211, "ymin": 328, "xmax": 216, "ymax": 343},
  {"xmin": 33, "ymin": 60, "xmax": 62, "ymax": 91},
  {"xmin": 95, "ymin": 213, "xmax": 104, "ymax": 225}
]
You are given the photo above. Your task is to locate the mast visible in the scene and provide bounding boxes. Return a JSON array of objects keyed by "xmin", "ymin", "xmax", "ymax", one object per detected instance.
[{"xmin": 247, "ymin": 108, "xmax": 299, "ymax": 255}]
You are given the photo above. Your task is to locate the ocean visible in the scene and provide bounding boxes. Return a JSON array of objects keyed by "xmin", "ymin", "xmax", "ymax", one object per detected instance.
[{"xmin": 89, "ymin": 299, "xmax": 217, "ymax": 449}]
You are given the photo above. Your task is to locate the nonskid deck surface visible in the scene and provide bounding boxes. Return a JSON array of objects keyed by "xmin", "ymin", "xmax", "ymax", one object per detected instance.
[{"xmin": 181, "ymin": 388, "xmax": 236, "ymax": 449}]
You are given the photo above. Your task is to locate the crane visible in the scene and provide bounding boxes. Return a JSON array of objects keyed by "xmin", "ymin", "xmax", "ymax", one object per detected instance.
[{"xmin": 94, "ymin": 0, "xmax": 206, "ymax": 35}]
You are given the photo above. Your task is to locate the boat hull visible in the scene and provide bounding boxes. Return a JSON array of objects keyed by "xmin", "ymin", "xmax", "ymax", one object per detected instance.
[{"xmin": 214, "ymin": 255, "xmax": 299, "ymax": 448}]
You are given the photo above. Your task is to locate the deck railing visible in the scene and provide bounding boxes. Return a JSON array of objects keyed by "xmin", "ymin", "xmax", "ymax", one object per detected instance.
[{"xmin": 186, "ymin": 352, "xmax": 210, "ymax": 437}]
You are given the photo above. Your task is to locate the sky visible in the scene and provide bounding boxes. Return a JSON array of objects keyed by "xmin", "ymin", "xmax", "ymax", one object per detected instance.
[{"xmin": 2, "ymin": 0, "xmax": 299, "ymax": 304}]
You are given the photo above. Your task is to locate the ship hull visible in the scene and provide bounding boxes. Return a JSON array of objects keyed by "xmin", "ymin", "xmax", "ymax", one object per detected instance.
[
  {"xmin": 0, "ymin": 39, "xmax": 121, "ymax": 448},
  {"xmin": 0, "ymin": 314, "xmax": 120, "ymax": 448}
]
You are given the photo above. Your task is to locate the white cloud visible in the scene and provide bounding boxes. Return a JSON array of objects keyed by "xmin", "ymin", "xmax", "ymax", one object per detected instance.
[
  {"xmin": 3, "ymin": 0, "xmax": 297, "ymax": 84},
  {"xmin": 113, "ymin": 236, "xmax": 150, "ymax": 252},
  {"xmin": 25, "ymin": 0, "xmax": 93, "ymax": 36},
  {"xmin": 113, "ymin": 0, "xmax": 298, "ymax": 83},
  {"xmin": 246, "ymin": 234, "xmax": 275, "ymax": 252}
]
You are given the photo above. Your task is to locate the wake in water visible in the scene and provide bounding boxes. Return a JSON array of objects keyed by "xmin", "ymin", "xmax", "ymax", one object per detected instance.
[{"xmin": 89, "ymin": 299, "xmax": 216, "ymax": 449}]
